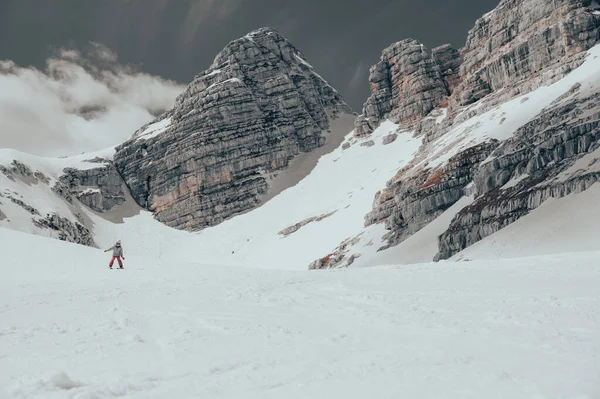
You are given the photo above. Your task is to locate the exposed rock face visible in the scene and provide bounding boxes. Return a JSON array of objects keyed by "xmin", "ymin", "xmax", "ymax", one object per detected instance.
[
  {"xmin": 343, "ymin": 0, "xmax": 600, "ymax": 267},
  {"xmin": 308, "ymin": 235, "xmax": 362, "ymax": 270},
  {"xmin": 457, "ymin": 0, "xmax": 600, "ymax": 105},
  {"xmin": 33, "ymin": 213, "xmax": 96, "ymax": 247},
  {"xmin": 365, "ymin": 141, "xmax": 499, "ymax": 249},
  {"xmin": 355, "ymin": 0, "xmax": 600, "ymax": 136},
  {"xmin": 0, "ymin": 160, "xmax": 50, "ymax": 184},
  {"xmin": 278, "ymin": 211, "xmax": 336, "ymax": 237},
  {"xmin": 382, "ymin": 133, "xmax": 398, "ymax": 145},
  {"xmin": 59, "ymin": 165, "xmax": 126, "ymax": 213},
  {"xmin": 432, "ymin": 44, "xmax": 462, "ymax": 94},
  {"xmin": 0, "ymin": 159, "xmax": 97, "ymax": 247},
  {"xmin": 355, "ymin": 39, "xmax": 450, "ymax": 136},
  {"xmin": 436, "ymin": 89, "xmax": 600, "ymax": 260},
  {"xmin": 6, "ymin": 195, "xmax": 40, "ymax": 215},
  {"xmin": 114, "ymin": 27, "xmax": 352, "ymax": 231}
]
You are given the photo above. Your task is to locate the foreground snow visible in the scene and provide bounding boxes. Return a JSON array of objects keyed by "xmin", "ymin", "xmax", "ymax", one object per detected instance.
[{"xmin": 2, "ymin": 228, "xmax": 599, "ymax": 398}]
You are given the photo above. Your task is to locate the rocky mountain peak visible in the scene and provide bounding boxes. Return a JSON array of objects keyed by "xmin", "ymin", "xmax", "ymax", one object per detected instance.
[
  {"xmin": 212, "ymin": 27, "xmax": 300, "ymax": 66},
  {"xmin": 348, "ymin": 0, "xmax": 600, "ymax": 264},
  {"xmin": 354, "ymin": 39, "xmax": 455, "ymax": 136},
  {"xmin": 356, "ymin": 0, "xmax": 600, "ymax": 133},
  {"xmin": 114, "ymin": 28, "xmax": 353, "ymax": 231}
]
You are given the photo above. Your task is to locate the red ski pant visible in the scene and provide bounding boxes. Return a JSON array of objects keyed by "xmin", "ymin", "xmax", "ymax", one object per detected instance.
[{"xmin": 109, "ymin": 256, "xmax": 123, "ymax": 267}]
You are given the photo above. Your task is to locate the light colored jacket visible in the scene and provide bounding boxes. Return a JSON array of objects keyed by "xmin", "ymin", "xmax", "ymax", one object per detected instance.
[{"xmin": 106, "ymin": 245, "xmax": 123, "ymax": 257}]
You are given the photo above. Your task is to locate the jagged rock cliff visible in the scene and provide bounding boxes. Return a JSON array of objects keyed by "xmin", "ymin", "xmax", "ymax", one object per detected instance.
[
  {"xmin": 365, "ymin": 140, "xmax": 500, "ymax": 249},
  {"xmin": 436, "ymin": 86, "xmax": 600, "ymax": 259},
  {"xmin": 457, "ymin": 0, "xmax": 600, "ymax": 105},
  {"xmin": 59, "ymin": 163, "xmax": 126, "ymax": 213},
  {"xmin": 357, "ymin": 0, "xmax": 600, "ymax": 134},
  {"xmin": 354, "ymin": 39, "xmax": 454, "ymax": 137},
  {"xmin": 114, "ymin": 27, "xmax": 353, "ymax": 230},
  {"xmin": 331, "ymin": 0, "xmax": 600, "ymax": 267}
]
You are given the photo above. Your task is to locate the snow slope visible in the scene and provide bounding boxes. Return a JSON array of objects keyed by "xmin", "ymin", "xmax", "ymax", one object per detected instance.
[
  {"xmin": 0, "ymin": 147, "xmax": 189, "ymax": 259},
  {"xmin": 173, "ymin": 121, "xmax": 419, "ymax": 269},
  {"xmin": 0, "ymin": 119, "xmax": 422, "ymax": 269},
  {"xmin": 2, "ymin": 227, "xmax": 600, "ymax": 399}
]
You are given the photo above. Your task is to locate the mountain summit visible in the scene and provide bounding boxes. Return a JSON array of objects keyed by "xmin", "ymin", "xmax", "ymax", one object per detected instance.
[{"xmin": 113, "ymin": 27, "xmax": 353, "ymax": 230}]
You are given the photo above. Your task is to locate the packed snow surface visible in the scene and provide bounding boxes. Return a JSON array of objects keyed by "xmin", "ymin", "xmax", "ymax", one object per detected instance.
[{"xmin": 2, "ymin": 227, "xmax": 600, "ymax": 399}]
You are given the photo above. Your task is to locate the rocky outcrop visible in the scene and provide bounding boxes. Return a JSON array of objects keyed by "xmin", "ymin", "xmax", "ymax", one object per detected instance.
[
  {"xmin": 33, "ymin": 213, "xmax": 96, "ymax": 247},
  {"xmin": 0, "ymin": 160, "xmax": 50, "ymax": 184},
  {"xmin": 382, "ymin": 133, "xmax": 398, "ymax": 145},
  {"xmin": 59, "ymin": 165, "xmax": 126, "ymax": 212},
  {"xmin": 436, "ymin": 89, "xmax": 600, "ymax": 260},
  {"xmin": 6, "ymin": 195, "xmax": 40, "ymax": 215},
  {"xmin": 0, "ymin": 159, "xmax": 98, "ymax": 247},
  {"xmin": 355, "ymin": 0, "xmax": 600, "ymax": 136},
  {"xmin": 354, "ymin": 39, "xmax": 451, "ymax": 136},
  {"xmin": 457, "ymin": 0, "xmax": 600, "ymax": 105},
  {"xmin": 342, "ymin": 0, "xmax": 600, "ymax": 267},
  {"xmin": 278, "ymin": 211, "xmax": 336, "ymax": 237},
  {"xmin": 365, "ymin": 141, "xmax": 499, "ymax": 249},
  {"xmin": 114, "ymin": 27, "xmax": 352, "ymax": 231},
  {"xmin": 308, "ymin": 235, "xmax": 363, "ymax": 269}
]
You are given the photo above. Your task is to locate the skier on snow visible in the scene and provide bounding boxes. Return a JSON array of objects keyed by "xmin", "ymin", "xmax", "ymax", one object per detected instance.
[{"xmin": 104, "ymin": 240, "xmax": 125, "ymax": 269}]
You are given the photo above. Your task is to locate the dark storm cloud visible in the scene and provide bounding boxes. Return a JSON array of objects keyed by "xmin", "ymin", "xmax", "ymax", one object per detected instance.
[{"xmin": 0, "ymin": 0, "xmax": 500, "ymax": 111}]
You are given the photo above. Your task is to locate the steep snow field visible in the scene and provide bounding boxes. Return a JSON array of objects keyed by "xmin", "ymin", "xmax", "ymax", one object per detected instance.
[{"xmin": 2, "ymin": 227, "xmax": 600, "ymax": 399}]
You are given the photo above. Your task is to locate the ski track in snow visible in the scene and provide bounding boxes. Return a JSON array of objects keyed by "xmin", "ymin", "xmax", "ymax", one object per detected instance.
[{"xmin": 2, "ymin": 228, "xmax": 600, "ymax": 399}]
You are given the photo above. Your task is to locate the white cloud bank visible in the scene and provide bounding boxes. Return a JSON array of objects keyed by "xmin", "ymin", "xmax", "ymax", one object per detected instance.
[{"xmin": 0, "ymin": 43, "xmax": 186, "ymax": 157}]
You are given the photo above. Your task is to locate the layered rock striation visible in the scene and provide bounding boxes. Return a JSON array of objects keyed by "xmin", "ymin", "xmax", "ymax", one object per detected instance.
[
  {"xmin": 354, "ymin": 39, "xmax": 456, "ymax": 136},
  {"xmin": 436, "ymin": 88, "xmax": 600, "ymax": 259},
  {"xmin": 356, "ymin": 0, "xmax": 600, "ymax": 137},
  {"xmin": 59, "ymin": 164, "xmax": 126, "ymax": 213},
  {"xmin": 351, "ymin": 0, "xmax": 600, "ymax": 263},
  {"xmin": 457, "ymin": 0, "xmax": 600, "ymax": 105},
  {"xmin": 0, "ymin": 160, "xmax": 96, "ymax": 247},
  {"xmin": 114, "ymin": 27, "xmax": 352, "ymax": 230},
  {"xmin": 365, "ymin": 140, "xmax": 499, "ymax": 249}
]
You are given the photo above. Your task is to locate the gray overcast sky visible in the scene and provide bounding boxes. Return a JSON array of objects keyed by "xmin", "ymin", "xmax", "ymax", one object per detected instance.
[{"xmin": 0, "ymin": 0, "xmax": 500, "ymax": 111}]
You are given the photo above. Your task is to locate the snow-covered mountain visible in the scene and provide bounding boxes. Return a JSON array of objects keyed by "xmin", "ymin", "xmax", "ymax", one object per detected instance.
[
  {"xmin": 3, "ymin": 0, "xmax": 600, "ymax": 397},
  {"xmin": 2, "ymin": 0, "xmax": 599, "ymax": 269}
]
